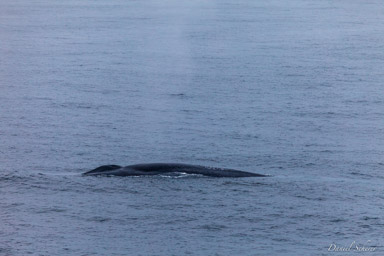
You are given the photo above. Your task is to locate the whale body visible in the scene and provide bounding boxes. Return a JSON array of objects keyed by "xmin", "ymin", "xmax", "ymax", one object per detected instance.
[{"xmin": 83, "ymin": 163, "xmax": 266, "ymax": 178}]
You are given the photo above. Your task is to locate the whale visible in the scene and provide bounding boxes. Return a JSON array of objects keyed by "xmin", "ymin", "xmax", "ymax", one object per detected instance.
[{"xmin": 83, "ymin": 163, "xmax": 266, "ymax": 178}]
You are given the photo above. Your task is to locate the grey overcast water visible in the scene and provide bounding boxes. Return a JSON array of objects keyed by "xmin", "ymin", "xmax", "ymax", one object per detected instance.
[{"xmin": 1, "ymin": 0, "xmax": 384, "ymax": 255}]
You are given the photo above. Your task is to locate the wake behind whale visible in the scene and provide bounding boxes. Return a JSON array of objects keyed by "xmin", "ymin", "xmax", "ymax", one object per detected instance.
[{"xmin": 83, "ymin": 163, "xmax": 266, "ymax": 178}]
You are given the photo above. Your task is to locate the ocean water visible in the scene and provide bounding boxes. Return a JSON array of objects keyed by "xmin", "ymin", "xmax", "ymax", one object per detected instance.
[{"xmin": 1, "ymin": 0, "xmax": 384, "ymax": 255}]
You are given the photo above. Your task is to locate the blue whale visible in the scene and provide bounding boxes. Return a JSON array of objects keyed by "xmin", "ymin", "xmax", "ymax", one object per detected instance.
[{"xmin": 83, "ymin": 163, "xmax": 266, "ymax": 178}]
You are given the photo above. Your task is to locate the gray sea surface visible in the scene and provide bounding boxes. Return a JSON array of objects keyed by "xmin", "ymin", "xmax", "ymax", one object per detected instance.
[{"xmin": 1, "ymin": 0, "xmax": 384, "ymax": 255}]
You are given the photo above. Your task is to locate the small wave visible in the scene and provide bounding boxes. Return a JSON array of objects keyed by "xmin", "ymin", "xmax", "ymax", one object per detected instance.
[
  {"xmin": 197, "ymin": 224, "xmax": 228, "ymax": 231},
  {"xmin": 0, "ymin": 172, "xmax": 40, "ymax": 183},
  {"xmin": 169, "ymin": 93, "xmax": 186, "ymax": 97},
  {"xmin": 361, "ymin": 216, "xmax": 379, "ymax": 221},
  {"xmin": 350, "ymin": 172, "xmax": 376, "ymax": 179},
  {"xmin": 330, "ymin": 218, "xmax": 346, "ymax": 223},
  {"xmin": 35, "ymin": 207, "xmax": 67, "ymax": 214},
  {"xmin": 0, "ymin": 247, "xmax": 13, "ymax": 255},
  {"xmin": 87, "ymin": 216, "xmax": 112, "ymax": 223},
  {"xmin": 168, "ymin": 93, "xmax": 192, "ymax": 99}
]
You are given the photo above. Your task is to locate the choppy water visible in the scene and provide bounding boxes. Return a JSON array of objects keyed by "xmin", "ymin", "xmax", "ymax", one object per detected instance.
[{"xmin": 1, "ymin": 0, "xmax": 384, "ymax": 255}]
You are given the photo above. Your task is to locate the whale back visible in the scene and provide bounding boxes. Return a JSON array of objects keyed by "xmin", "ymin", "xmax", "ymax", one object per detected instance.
[
  {"xmin": 83, "ymin": 163, "xmax": 267, "ymax": 177},
  {"xmin": 84, "ymin": 165, "xmax": 122, "ymax": 175},
  {"xmin": 128, "ymin": 163, "xmax": 265, "ymax": 177}
]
